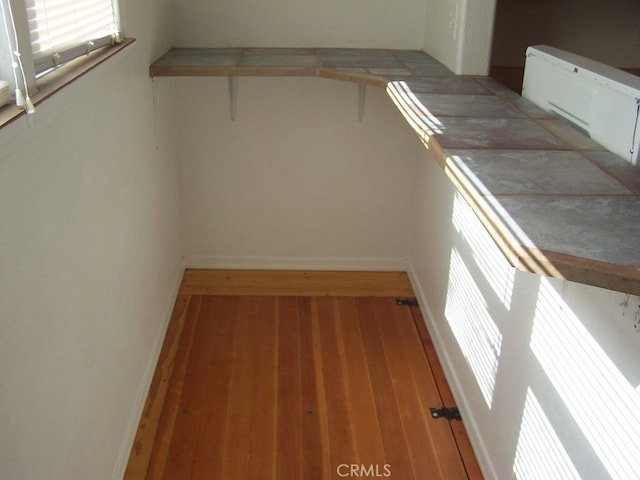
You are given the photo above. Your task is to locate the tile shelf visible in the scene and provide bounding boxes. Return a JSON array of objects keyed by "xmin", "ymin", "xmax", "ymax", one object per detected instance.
[{"xmin": 150, "ymin": 47, "xmax": 640, "ymax": 296}]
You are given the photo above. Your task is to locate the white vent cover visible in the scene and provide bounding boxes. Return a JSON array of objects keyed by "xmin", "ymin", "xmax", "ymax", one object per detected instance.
[{"xmin": 522, "ymin": 45, "xmax": 640, "ymax": 167}]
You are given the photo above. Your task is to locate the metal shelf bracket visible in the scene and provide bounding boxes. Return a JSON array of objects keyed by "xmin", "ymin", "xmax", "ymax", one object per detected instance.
[
  {"xmin": 358, "ymin": 84, "xmax": 366, "ymax": 122},
  {"xmin": 229, "ymin": 77, "xmax": 238, "ymax": 121}
]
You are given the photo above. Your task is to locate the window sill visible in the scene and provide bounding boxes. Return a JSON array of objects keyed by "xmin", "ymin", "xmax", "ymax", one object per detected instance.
[{"xmin": 0, "ymin": 38, "xmax": 135, "ymax": 130}]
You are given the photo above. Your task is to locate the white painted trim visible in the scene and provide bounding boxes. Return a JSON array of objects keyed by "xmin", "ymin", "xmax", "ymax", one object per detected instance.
[
  {"xmin": 110, "ymin": 265, "xmax": 185, "ymax": 480},
  {"xmin": 406, "ymin": 262, "xmax": 497, "ymax": 480},
  {"xmin": 184, "ymin": 255, "xmax": 410, "ymax": 272}
]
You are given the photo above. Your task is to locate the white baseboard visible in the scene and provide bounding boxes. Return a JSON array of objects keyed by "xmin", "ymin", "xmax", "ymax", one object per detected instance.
[
  {"xmin": 110, "ymin": 265, "xmax": 185, "ymax": 480},
  {"xmin": 406, "ymin": 263, "xmax": 497, "ymax": 480},
  {"xmin": 184, "ymin": 254, "xmax": 410, "ymax": 272}
]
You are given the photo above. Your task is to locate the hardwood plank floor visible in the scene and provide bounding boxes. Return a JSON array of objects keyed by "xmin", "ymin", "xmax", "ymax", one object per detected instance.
[
  {"xmin": 178, "ymin": 269, "xmax": 414, "ymax": 297},
  {"xmin": 125, "ymin": 270, "xmax": 482, "ymax": 479}
]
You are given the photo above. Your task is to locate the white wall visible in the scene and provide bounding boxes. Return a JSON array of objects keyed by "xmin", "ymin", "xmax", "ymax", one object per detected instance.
[
  {"xmin": 176, "ymin": 77, "xmax": 419, "ymax": 271},
  {"xmin": 173, "ymin": 0, "xmax": 426, "ymax": 49},
  {"xmin": 491, "ymin": 0, "xmax": 640, "ymax": 68},
  {"xmin": 422, "ymin": 0, "xmax": 496, "ymax": 75},
  {"xmin": 409, "ymin": 146, "xmax": 640, "ymax": 479},
  {"xmin": 0, "ymin": 0, "xmax": 183, "ymax": 478},
  {"xmin": 421, "ymin": 0, "xmax": 458, "ymax": 70},
  {"xmin": 170, "ymin": 0, "xmax": 498, "ymax": 74}
]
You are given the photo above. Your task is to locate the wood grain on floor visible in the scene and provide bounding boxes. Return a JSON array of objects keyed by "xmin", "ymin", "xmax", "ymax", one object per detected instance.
[{"xmin": 124, "ymin": 270, "xmax": 482, "ymax": 479}]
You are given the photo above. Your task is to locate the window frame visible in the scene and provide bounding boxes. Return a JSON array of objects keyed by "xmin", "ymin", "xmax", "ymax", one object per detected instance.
[
  {"xmin": 0, "ymin": 0, "xmax": 128, "ymax": 128},
  {"xmin": 0, "ymin": 37, "xmax": 134, "ymax": 129}
]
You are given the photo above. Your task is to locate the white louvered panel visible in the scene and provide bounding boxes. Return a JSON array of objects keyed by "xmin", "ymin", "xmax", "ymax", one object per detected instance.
[
  {"xmin": 26, "ymin": 0, "xmax": 117, "ymax": 74},
  {"xmin": 523, "ymin": 45, "xmax": 640, "ymax": 167}
]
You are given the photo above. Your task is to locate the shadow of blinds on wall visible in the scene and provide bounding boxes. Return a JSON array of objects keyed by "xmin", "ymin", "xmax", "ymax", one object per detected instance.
[{"xmin": 26, "ymin": 0, "xmax": 120, "ymax": 76}]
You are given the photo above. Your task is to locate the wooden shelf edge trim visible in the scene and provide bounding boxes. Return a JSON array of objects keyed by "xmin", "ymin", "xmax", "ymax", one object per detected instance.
[
  {"xmin": 177, "ymin": 269, "xmax": 415, "ymax": 297},
  {"xmin": 150, "ymin": 64, "xmax": 320, "ymax": 78}
]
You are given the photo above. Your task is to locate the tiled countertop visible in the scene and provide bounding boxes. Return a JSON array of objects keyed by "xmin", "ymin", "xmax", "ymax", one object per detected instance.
[{"xmin": 150, "ymin": 48, "xmax": 640, "ymax": 296}]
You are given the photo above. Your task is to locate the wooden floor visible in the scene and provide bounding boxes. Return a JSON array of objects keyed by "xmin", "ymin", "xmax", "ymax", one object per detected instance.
[{"xmin": 125, "ymin": 270, "xmax": 482, "ymax": 479}]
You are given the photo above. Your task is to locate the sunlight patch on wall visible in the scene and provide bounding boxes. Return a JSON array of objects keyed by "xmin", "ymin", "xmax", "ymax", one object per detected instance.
[
  {"xmin": 445, "ymin": 247, "xmax": 502, "ymax": 408},
  {"xmin": 451, "ymin": 190, "xmax": 515, "ymax": 309},
  {"xmin": 514, "ymin": 387, "xmax": 580, "ymax": 479},
  {"xmin": 531, "ymin": 277, "xmax": 640, "ymax": 479}
]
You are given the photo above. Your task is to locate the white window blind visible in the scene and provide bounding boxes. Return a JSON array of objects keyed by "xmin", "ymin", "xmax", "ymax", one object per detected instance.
[{"xmin": 26, "ymin": 0, "xmax": 119, "ymax": 75}]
